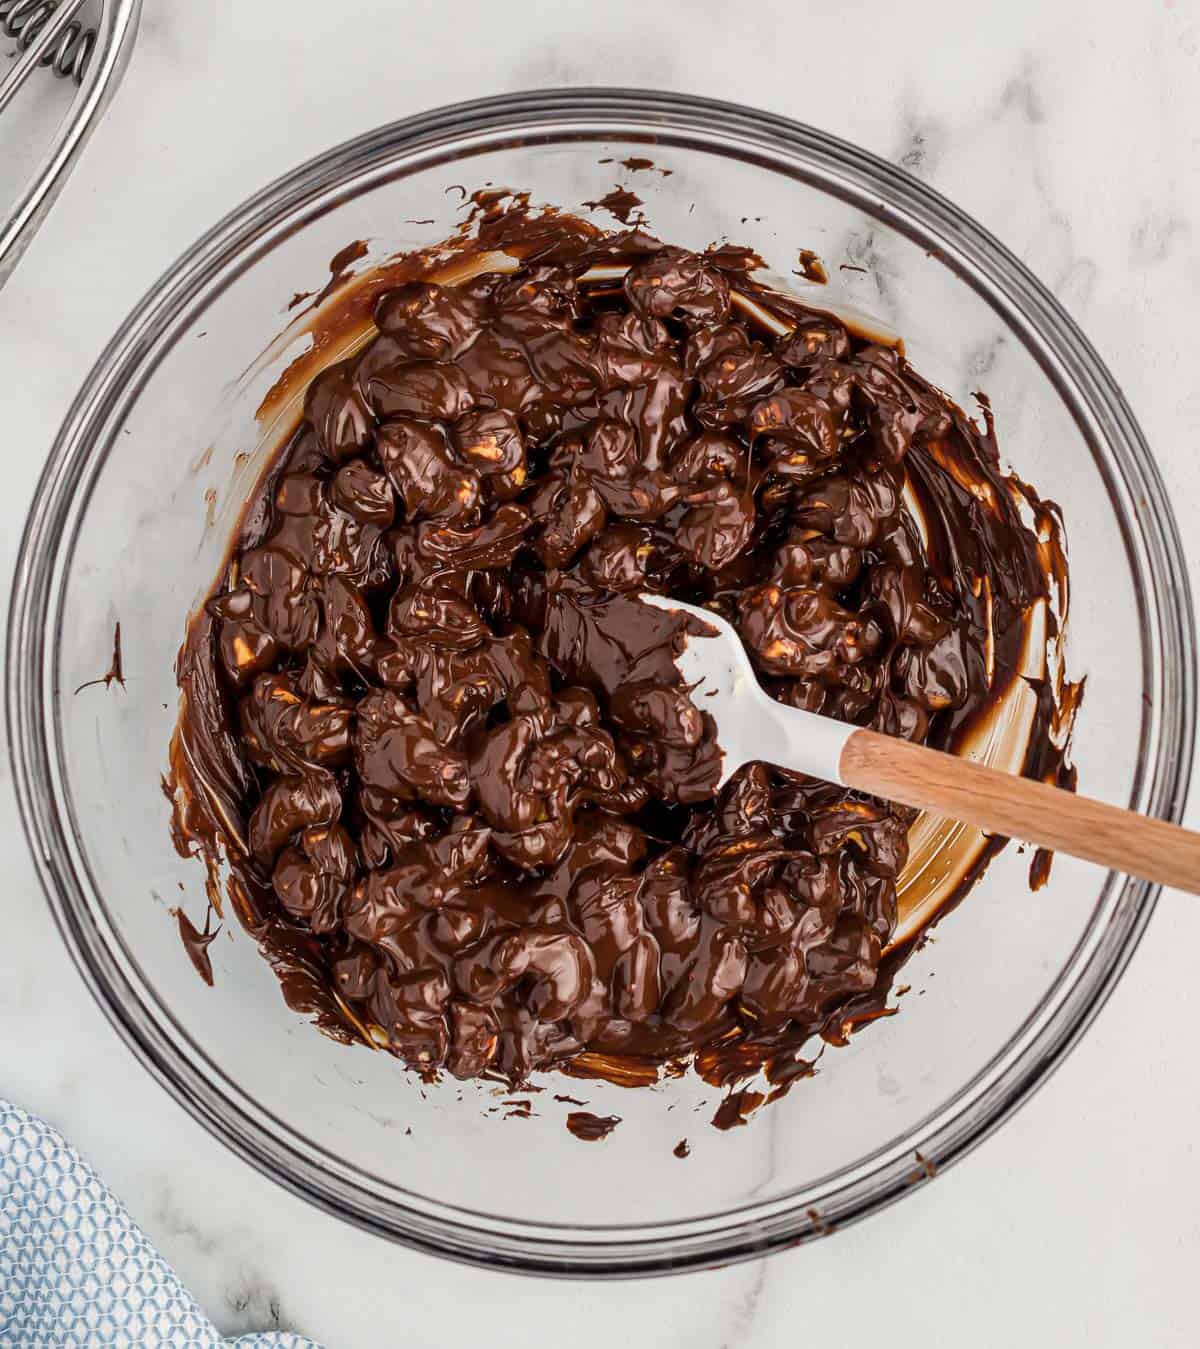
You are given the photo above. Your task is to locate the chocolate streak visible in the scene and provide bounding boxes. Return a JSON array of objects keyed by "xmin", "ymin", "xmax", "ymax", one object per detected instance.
[
  {"xmin": 565, "ymin": 1111, "xmax": 622, "ymax": 1142},
  {"xmin": 166, "ymin": 195, "xmax": 1076, "ymax": 1104}
]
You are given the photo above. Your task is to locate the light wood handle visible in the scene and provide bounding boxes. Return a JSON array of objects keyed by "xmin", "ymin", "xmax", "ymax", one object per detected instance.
[{"xmin": 840, "ymin": 728, "xmax": 1200, "ymax": 896}]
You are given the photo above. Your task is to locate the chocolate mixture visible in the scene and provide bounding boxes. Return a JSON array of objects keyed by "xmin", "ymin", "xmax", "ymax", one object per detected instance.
[{"xmin": 168, "ymin": 202, "xmax": 1072, "ymax": 1098}]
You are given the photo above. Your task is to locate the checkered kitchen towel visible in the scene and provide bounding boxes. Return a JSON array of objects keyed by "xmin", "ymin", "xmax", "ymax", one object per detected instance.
[{"xmin": 0, "ymin": 1102, "xmax": 323, "ymax": 1348}]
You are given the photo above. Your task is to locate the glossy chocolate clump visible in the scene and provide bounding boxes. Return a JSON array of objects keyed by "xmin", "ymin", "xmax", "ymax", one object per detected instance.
[{"xmin": 169, "ymin": 218, "xmax": 1064, "ymax": 1089}]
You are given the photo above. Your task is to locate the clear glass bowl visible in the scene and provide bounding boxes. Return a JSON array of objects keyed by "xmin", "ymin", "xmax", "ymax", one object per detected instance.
[{"xmin": 7, "ymin": 90, "xmax": 1195, "ymax": 1276}]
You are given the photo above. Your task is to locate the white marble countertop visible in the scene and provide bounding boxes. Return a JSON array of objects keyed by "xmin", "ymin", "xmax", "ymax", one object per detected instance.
[{"xmin": 2, "ymin": 1, "xmax": 1200, "ymax": 1345}]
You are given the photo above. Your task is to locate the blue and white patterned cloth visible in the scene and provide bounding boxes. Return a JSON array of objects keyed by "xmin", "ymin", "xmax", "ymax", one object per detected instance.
[{"xmin": 0, "ymin": 1102, "xmax": 323, "ymax": 1349}]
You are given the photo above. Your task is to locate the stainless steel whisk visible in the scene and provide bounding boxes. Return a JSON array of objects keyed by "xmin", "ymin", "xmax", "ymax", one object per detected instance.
[
  {"xmin": 1, "ymin": 0, "xmax": 97, "ymax": 82},
  {"xmin": 0, "ymin": 0, "xmax": 140, "ymax": 287}
]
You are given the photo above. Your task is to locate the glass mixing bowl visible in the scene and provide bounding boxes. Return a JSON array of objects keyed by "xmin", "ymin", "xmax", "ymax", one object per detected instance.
[{"xmin": 8, "ymin": 90, "xmax": 1195, "ymax": 1276}]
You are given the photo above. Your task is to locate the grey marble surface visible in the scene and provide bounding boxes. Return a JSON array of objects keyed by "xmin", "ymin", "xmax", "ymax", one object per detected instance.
[{"xmin": 2, "ymin": 1, "xmax": 1199, "ymax": 1345}]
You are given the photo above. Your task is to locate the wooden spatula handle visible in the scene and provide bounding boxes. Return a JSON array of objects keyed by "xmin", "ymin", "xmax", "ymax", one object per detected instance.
[{"xmin": 840, "ymin": 728, "xmax": 1200, "ymax": 896}]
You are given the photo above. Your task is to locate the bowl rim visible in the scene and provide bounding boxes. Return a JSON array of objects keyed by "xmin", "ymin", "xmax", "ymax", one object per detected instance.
[{"xmin": 7, "ymin": 87, "xmax": 1196, "ymax": 1276}]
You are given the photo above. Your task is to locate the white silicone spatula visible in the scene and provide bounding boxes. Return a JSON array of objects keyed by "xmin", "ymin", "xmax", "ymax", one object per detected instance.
[{"xmin": 643, "ymin": 594, "xmax": 1200, "ymax": 895}]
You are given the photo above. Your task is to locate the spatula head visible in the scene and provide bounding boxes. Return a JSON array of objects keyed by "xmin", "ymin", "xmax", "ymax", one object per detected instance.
[{"xmin": 638, "ymin": 592, "xmax": 854, "ymax": 788}]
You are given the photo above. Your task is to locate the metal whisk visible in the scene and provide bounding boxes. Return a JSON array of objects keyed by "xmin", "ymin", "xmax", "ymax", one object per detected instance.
[
  {"xmin": 0, "ymin": 0, "xmax": 140, "ymax": 287},
  {"xmin": 0, "ymin": 0, "xmax": 96, "ymax": 82}
]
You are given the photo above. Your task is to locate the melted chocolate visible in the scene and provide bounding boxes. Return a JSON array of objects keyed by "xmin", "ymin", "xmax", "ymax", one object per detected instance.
[
  {"xmin": 584, "ymin": 187, "xmax": 645, "ymax": 225},
  {"xmin": 712, "ymin": 1087, "xmax": 765, "ymax": 1130},
  {"xmin": 565, "ymin": 1111, "xmax": 622, "ymax": 1141},
  {"xmin": 166, "ymin": 199, "xmax": 1075, "ymax": 1105},
  {"xmin": 75, "ymin": 622, "xmax": 124, "ymax": 695},
  {"xmin": 174, "ymin": 907, "xmax": 219, "ymax": 987}
]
